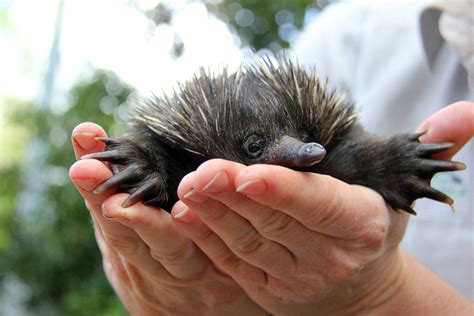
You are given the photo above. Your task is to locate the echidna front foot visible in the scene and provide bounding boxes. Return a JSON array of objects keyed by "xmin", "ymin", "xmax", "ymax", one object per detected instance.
[{"xmin": 82, "ymin": 136, "xmax": 169, "ymax": 208}]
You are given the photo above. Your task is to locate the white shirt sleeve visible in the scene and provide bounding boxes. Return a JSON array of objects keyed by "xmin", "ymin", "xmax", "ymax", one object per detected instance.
[{"xmin": 293, "ymin": 1, "xmax": 369, "ymax": 96}]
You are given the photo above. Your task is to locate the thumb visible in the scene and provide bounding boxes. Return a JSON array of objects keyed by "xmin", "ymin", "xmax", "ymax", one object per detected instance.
[{"xmin": 417, "ymin": 101, "xmax": 473, "ymax": 160}]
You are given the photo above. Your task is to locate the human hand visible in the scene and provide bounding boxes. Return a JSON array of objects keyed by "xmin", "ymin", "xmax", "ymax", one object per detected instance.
[
  {"xmin": 417, "ymin": 101, "xmax": 473, "ymax": 159},
  {"xmin": 173, "ymin": 160, "xmax": 406, "ymax": 315},
  {"xmin": 172, "ymin": 101, "xmax": 473, "ymax": 315},
  {"xmin": 69, "ymin": 123, "xmax": 267, "ymax": 316}
]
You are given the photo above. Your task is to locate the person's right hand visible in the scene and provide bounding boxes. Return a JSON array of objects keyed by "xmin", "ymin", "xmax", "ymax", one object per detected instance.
[
  {"xmin": 69, "ymin": 122, "xmax": 267, "ymax": 316},
  {"xmin": 171, "ymin": 102, "xmax": 473, "ymax": 315}
]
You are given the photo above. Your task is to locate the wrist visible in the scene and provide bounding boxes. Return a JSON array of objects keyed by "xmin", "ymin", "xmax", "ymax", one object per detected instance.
[
  {"xmin": 346, "ymin": 249, "xmax": 472, "ymax": 315},
  {"xmin": 334, "ymin": 247, "xmax": 405, "ymax": 315}
]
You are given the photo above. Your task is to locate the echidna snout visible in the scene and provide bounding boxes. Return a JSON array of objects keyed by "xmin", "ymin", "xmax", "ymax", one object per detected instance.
[
  {"xmin": 264, "ymin": 136, "xmax": 326, "ymax": 167},
  {"xmin": 297, "ymin": 142, "xmax": 326, "ymax": 166}
]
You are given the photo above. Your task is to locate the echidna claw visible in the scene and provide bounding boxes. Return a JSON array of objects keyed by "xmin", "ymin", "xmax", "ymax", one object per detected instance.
[
  {"xmin": 95, "ymin": 137, "xmax": 118, "ymax": 146},
  {"xmin": 416, "ymin": 142, "xmax": 455, "ymax": 156},
  {"xmin": 121, "ymin": 179, "xmax": 161, "ymax": 208},
  {"xmin": 417, "ymin": 160, "xmax": 466, "ymax": 176},
  {"xmin": 408, "ymin": 131, "xmax": 426, "ymax": 141},
  {"xmin": 81, "ymin": 150, "xmax": 123, "ymax": 162},
  {"xmin": 111, "ymin": 164, "xmax": 121, "ymax": 174},
  {"xmin": 143, "ymin": 195, "xmax": 168, "ymax": 208},
  {"xmin": 416, "ymin": 183, "xmax": 454, "ymax": 205},
  {"xmin": 93, "ymin": 167, "xmax": 139, "ymax": 195},
  {"xmin": 449, "ymin": 203, "xmax": 457, "ymax": 213}
]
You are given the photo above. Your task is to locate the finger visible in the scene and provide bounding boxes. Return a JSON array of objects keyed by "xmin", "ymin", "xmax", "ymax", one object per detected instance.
[
  {"xmin": 92, "ymin": 207, "xmax": 165, "ymax": 316},
  {"xmin": 233, "ymin": 164, "xmax": 390, "ymax": 240},
  {"xmin": 418, "ymin": 101, "xmax": 474, "ymax": 160},
  {"xmin": 87, "ymin": 206, "xmax": 138, "ymax": 306},
  {"xmin": 102, "ymin": 193, "xmax": 210, "ymax": 280},
  {"xmin": 71, "ymin": 122, "xmax": 108, "ymax": 160},
  {"xmin": 93, "ymin": 218, "xmax": 133, "ymax": 291},
  {"xmin": 178, "ymin": 161, "xmax": 303, "ymax": 275},
  {"xmin": 69, "ymin": 159, "xmax": 116, "ymax": 208},
  {"xmin": 96, "ymin": 208, "xmax": 169, "ymax": 281},
  {"xmin": 70, "ymin": 160, "xmax": 169, "ymax": 281},
  {"xmin": 171, "ymin": 201, "xmax": 268, "ymax": 285},
  {"xmin": 184, "ymin": 160, "xmax": 310, "ymax": 246}
]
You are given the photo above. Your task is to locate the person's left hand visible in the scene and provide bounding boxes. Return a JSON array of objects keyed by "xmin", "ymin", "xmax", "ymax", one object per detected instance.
[{"xmin": 69, "ymin": 123, "xmax": 267, "ymax": 316}]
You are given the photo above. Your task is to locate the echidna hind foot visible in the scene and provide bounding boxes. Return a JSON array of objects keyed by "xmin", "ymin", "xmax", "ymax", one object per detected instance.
[{"xmin": 348, "ymin": 132, "xmax": 465, "ymax": 215}]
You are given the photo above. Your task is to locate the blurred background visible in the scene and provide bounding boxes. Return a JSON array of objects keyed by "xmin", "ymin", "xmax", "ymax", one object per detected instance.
[{"xmin": 0, "ymin": 0, "xmax": 334, "ymax": 314}]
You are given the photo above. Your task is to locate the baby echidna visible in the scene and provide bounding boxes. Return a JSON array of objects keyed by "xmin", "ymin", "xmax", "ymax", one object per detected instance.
[{"xmin": 83, "ymin": 59, "xmax": 465, "ymax": 214}]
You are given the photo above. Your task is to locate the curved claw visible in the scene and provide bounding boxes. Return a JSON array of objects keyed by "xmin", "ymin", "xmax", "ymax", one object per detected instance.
[
  {"xmin": 95, "ymin": 137, "xmax": 119, "ymax": 147},
  {"xmin": 408, "ymin": 131, "xmax": 426, "ymax": 141},
  {"xmin": 401, "ymin": 204, "xmax": 417, "ymax": 215},
  {"xmin": 143, "ymin": 195, "xmax": 168, "ymax": 208},
  {"xmin": 416, "ymin": 183, "xmax": 454, "ymax": 205},
  {"xmin": 81, "ymin": 150, "xmax": 125, "ymax": 163},
  {"xmin": 418, "ymin": 160, "xmax": 466, "ymax": 175},
  {"xmin": 111, "ymin": 164, "xmax": 121, "ymax": 174},
  {"xmin": 121, "ymin": 178, "xmax": 161, "ymax": 208},
  {"xmin": 93, "ymin": 167, "xmax": 139, "ymax": 195},
  {"xmin": 416, "ymin": 142, "xmax": 455, "ymax": 156}
]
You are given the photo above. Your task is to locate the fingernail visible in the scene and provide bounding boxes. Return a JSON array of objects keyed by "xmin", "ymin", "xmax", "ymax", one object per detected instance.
[
  {"xmin": 184, "ymin": 189, "xmax": 209, "ymax": 203},
  {"xmin": 202, "ymin": 170, "xmax": 229, "ymax": 193},
  {"xmin": 174, "ymin": 206, "xmax": 193, "ymax": 223},
  {"xmin": 236, "ymin": 178, "xmax": 267, "ymax": 195},
  {"xmin": 102, "ymin": 202, "xmax": 131, "ymax": 221},
  {"xmin": 72, "ymin": 132, "xmax": 98, "ymax": 150},
  {"xmin": 74, "ymin": 179, "xmax": 97, "ymax": 191}
]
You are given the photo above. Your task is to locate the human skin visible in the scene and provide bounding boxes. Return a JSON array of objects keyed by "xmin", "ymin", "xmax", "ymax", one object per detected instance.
[
  {"xmin": 69, "ymin": 102, "xmax": 473, "ymax": 315},
  {"xmin": 69, "ymin": 125, "xmax": 267, "ymax": 315}
]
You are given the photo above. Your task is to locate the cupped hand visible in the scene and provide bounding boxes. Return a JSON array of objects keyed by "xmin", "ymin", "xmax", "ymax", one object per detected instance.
[
  {"xmin": 69, "ymin": 123, "xmax": 267, "ymax": 316},
  {"xmin": 173, "ymin": 159, "xmax": 407, "ymax": 315},
  {"xmin": 173, "ymin": 101, "xmax": 473, "ymax": 315}
]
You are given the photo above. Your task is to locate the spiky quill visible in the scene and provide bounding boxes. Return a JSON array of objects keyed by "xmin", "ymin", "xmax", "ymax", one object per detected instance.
[{"xmin": 83, "ymin": 59, "xmax": 465, "ymax": 214}]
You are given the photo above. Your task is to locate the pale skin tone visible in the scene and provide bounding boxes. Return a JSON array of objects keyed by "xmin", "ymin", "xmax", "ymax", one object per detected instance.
[
  {"xmin": 70, "ymin": 127, "xmax": 266, "ymax": 315},
  {"xmin": 69, "ymin": 102, "xmax": 473, "ymax": 315}
]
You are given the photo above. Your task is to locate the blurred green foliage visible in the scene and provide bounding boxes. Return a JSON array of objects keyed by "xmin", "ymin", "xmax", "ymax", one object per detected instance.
[
  {"xmin": 0, "ymin": 72, "xmax": 131, "ymax": 315},
  {"xmin": 207, "ymin": 0, "xmax": 320, "ymax": 51},
  {"xmin": 0, "ymin": 0, "xmax": 327, "ymax": 314}
]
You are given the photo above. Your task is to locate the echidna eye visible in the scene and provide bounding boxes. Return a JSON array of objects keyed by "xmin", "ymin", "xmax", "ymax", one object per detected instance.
[{"xmin": 243, "ymin": 134, "xmax": 265, "ymax": 159}]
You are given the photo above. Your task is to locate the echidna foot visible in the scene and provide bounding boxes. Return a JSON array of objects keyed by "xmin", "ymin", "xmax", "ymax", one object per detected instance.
[{"xmin": 81, "ymin": 137, "xmax": 168, "ymax": 208}]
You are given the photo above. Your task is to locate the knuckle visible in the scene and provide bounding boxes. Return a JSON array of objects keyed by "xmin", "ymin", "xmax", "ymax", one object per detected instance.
[
  {"xmin": 306, "ymin": 190, "xmax": 345, "ymax": 228},
  {"xmin": 102, "ymin": 232, "xmax": 140, "ymax": 257},
  {"xmin": 268, "ymin": 192, "xmax": 294, "ymax": 211},
  {"xmin": 197, "ymin": 206, "xmax": 228, "ymax": 222},
  {"xmin": 332, "ymin": 260, "xmax": 361, "ymax": 283},
  {"xmin": 215, "ymin": 250, "xmax": 241, "ymax": 270},
  {"xmin": 326, "ymin": 251, "xmax": 362, "ymax": 283},
  {"xmin": 194, "ymin": 225, "xmax": 215, "ymax": 242},
  {"xmin": 258, "ymin": 210, "xmax": 298, "ymax": 239},
  {"xmin": 232, "ymin": 229, "xmax": 264, "ymax": 256},
  {"xmin": 357, "ymin": 220, "xmax": 388, "ymax": 252},
  {"xmin": 149, "ymin": 248, "xmax": 187, "ymax": 265}
]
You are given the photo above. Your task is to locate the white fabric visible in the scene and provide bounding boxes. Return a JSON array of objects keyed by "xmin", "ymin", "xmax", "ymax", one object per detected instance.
[
  {"xmin": 433, "ymin": 0, "xmax": 474, "ymax": 89},
  {"xmin": 293, "ymin": 0, "xmax": 473, "ymax": 300}
]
